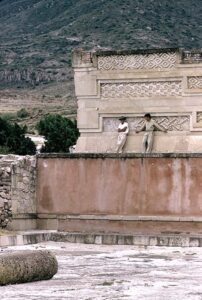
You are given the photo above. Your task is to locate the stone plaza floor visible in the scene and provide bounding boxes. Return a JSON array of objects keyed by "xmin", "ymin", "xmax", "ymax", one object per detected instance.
[{"xmin": 1, "ymin": 241, "xmax": 202, "ymax": 299}]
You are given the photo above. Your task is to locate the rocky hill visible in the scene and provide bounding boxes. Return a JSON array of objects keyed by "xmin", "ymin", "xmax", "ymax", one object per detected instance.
[{"xmin": 0, "ymin": 0, "xmax": 201, "ymax": 127}]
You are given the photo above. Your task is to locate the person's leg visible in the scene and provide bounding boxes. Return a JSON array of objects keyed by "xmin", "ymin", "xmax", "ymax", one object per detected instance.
[
  {"xmin": 146, "ymin": 132, "xmax": 154, "ymax": 153},
  {"xmin": 142, "ymin": 134, "xmax": 148, "ymax": 153},
  {"xmin": 116, "ymin": 134, "xmax": 121, "ymax": 153},
  {"xmin": 116, "ymin": 143, "xmax": 121, "ymax": 153},
  {"xmin": 116, "ymin": 134, "xmax": 124, "ymax": 153},
  {"xmin": 118, "ymin": 135, "xmax": 127, "ymax": 153}
]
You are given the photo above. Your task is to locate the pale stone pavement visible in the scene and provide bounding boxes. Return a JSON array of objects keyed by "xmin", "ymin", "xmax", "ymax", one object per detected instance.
[{"xmin": 1, "ymin": 241, "xmax": 202, "ymax": 299}]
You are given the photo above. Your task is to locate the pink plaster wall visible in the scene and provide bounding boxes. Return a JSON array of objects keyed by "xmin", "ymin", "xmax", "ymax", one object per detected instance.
[{"xmin": 36, "ymin": 156, "xmax": 202, "ymax": 217}]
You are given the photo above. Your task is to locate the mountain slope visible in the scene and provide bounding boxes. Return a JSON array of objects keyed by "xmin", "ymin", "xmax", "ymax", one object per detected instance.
[
  {"xmin": 1, "ymin": 0, "xmax": 201, "ymax": 77},
  {"xmin": 0, "ymin": 0, "xmax": 201, "ymax": 120}
]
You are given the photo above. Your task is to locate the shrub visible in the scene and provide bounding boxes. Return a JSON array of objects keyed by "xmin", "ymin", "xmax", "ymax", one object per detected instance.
[
  {"xmin": 17, "ymin": 108, "xmax": 30, "ymax": 119},
  {"xmin": 36, "ymin": 114, "xmax": 79, "ymax": 153},
  {"xmin": 1, "ymin": 113, "xmax": 16, "ymax": 121},
  {"xmin": 0, "ymin": 146, "xmax": 10, "ymax": 154},
  {"xmin": 0, "ymin": 118, "xmax": 36, "ymax": 155}
]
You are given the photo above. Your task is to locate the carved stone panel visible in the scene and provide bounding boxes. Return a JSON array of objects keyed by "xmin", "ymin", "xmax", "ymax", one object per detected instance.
[
  {"xmin": 101, "ymin": 81, "xmax": 182, "ymax": 98},
  {"xmin": 197, "ymin": 112, "xmax": 202, "ymax": 122},
  {"xmin": 98, "ymin": 52, "xmax": 177, "ymax": 70},
  {"xmin": 103, "ymin": 116, "xmax": 190, "ymax": 132},
  {"xmin": 188, "ymin": 77, "xmax": 202, "ymax": 89},
  {"xmin": 182, "ymin": 51, "xmax": 202, "ymax": 64}
]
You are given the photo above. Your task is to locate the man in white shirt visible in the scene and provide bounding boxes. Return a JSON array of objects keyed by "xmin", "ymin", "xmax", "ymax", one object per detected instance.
[
  {"xmin": 136, "ymin": 113, "xmax": 167, "ymax": 153},
  {"xmin": 116, "ymin": 116, "xmax": 129, "ymax": 153}
]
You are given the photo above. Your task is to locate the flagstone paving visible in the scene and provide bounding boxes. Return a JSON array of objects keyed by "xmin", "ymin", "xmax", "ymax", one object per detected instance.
[{"xmin": 1, "ymin": 241, "xmax": 202, "ymax": 299}]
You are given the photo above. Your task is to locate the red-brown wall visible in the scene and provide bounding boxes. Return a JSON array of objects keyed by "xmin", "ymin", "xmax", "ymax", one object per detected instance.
[{"xmin": 37, "ymin": 154, "xmax": 202, "ymax": 217}]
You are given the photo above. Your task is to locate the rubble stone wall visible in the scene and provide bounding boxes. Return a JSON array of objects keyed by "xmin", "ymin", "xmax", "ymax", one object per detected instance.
[
  {"xmin": 0, "ymin": 155, "xmax": 36, "ymax": 229},
  {"xmin": 0, "ymin": 158, "xmax": 12, "ymax": 228}
]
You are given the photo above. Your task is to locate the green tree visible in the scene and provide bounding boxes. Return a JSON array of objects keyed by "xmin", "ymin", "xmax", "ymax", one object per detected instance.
[
  {"xmin": 36, "ymin": 114, "xmax": 79, "ymax": 153},
  {"xmin": 17, "ymin": 108, "xmax": 30, "ymax": 119},
  {"xmin": 0, "ymin": 118, "xmax": 36, "ymax": 155}
]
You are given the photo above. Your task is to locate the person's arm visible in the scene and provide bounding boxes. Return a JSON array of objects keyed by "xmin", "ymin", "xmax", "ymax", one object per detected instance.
[
  {"xmin": 118, "ymin": 125, "xmax": 128, "ymax": 132},
  {"xmin": 125, "ymin": 123, "xmax": 129, "ymax": 134},
  {"xmin": 136, "ymin": 122, "xmax": 146, "ymax": 133},
  {"xmin": 153, "ymin": 120, "xmax": 167, "ymax": 132}
]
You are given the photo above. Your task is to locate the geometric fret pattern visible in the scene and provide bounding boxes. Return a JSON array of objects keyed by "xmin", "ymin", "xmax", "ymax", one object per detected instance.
[
  {"xmin": 101, "ymin": 81, "xmax": 182, "ymax": 98},
  {"xmin": 103, "ymin": 116, "xmax": 190, "ymax": 132},
  {"xmin": 188, "ymin": 76, "xmax": 202, "ymax": 89},
  {"xmin": 197, "ymin": 112, "xmax": 202, "ymax": 122},
  {"xmin": 98, "ymin": 52, "xmax": 177, "ymax": 70}
]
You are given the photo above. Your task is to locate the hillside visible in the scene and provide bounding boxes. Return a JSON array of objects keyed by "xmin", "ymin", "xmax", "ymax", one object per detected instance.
[{"xmin": 0, "ymin": 0, "xmax": 201, "ymax": 128}]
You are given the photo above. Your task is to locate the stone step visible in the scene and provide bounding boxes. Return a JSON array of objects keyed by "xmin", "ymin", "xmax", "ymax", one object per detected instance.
[
  {"xmin": 51, "ymin": 232, "xmax": 202, "ymax": 247},
  {"xmin": 1, "ymin": 230, "xmax": 202, "ymax": 247},
  {"xmin": 0, "ymin": 230, "xmax": 56, "ymax": 247}
]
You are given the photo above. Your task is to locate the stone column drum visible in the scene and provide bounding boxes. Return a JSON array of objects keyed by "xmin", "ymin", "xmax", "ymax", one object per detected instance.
[{"xmin": 0, "ymin": 250, "xmax": 58, "ymax": 285}]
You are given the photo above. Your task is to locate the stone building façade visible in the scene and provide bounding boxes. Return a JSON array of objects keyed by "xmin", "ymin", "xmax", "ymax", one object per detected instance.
[{"xmin": 72, "ymin": 48, "xmax": 202, "ymax": 153}]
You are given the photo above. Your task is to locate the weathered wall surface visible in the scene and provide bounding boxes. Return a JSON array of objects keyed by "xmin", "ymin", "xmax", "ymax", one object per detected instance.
[
  {"xmin": 11, "ymin": 156, "xmax": 36, "ymax": 215},
  {"xmin": 2, "ymin": 153, "xmax": 202, "ymax": 234},
  {"xmin": 72, "ymin": 48, "xmax": 202, "ymax": 153},
  {"xmin": 0, "ymin": 155, "xmax": 37, "ymax": 230},
  {"xmin": 37, "ymin": 154, "xmax": 202, "ymax": 233},
  {"xmin": 0, "ymin": 158, "xmax": 12, "ymax": 228}
]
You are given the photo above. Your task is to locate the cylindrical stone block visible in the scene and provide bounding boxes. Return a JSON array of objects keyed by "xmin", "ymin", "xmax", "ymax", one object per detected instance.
[{"xmin": 0, "ymin": 250, "xmax": 58, "ymax": 285}]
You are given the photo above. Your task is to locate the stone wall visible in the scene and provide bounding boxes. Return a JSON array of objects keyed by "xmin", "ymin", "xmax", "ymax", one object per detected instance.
[
  {"xmin": 72, "ymin": 48, "xmax": 202, "ymax": 153},
  {"xmin": 37, "ymin": 153, "xmax": 202, "ymax": 234},
  {"xmin": 1, "ymin": 152, "xmax": 202, "ymax": 235},
  {"xmin": 0, "ymin": 155, "xmax": 37, "ymax": 230},
  {"xmin": 0, "ymin": 158, "xmax": 12, "ymax": 228}
]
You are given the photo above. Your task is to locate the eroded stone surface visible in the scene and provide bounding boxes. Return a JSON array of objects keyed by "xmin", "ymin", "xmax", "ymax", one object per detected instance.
[
  {"xmin": 73, "ymin": 48, "xmax": 202, "ymax": 153},
  {"xmin": 0, "ymin": 250, "xmax": 58, "ymax": 285},
  {"xmin": 1, "ymin": 241, "xmax": 202, "ymax": 299},
  {"xmin": 0, "ymin": 155, "xmax": 36, "ymax": 230}
]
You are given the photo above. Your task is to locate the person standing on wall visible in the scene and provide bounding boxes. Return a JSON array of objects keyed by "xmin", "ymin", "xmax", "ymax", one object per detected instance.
[
  {"xmin": 116, "ymin": 116, "xmax": 129, "ymax": 153},
  {"xmin": 136, "ymin": 113, "xmax": 167, "ymax": 153}
]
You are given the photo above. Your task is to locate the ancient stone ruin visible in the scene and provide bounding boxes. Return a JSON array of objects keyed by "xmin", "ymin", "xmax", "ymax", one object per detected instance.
[
  {"xmin": 0, "ymin": 250, "xmax": 58, "ymax": 285},
  {"xmin": 0, "ymin": 155, "xmax": 36, "ymax": 230},
  {"xmin": 72, "ymin": 48, "xmax": 202, "ymax": 152},
  {"xmin": 1, "ymin": 48, "xmax": 202, "ymax": 237},
  {"xmin": 0, "ymin": 159, "xmax": 12, "ymax": 228}
]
